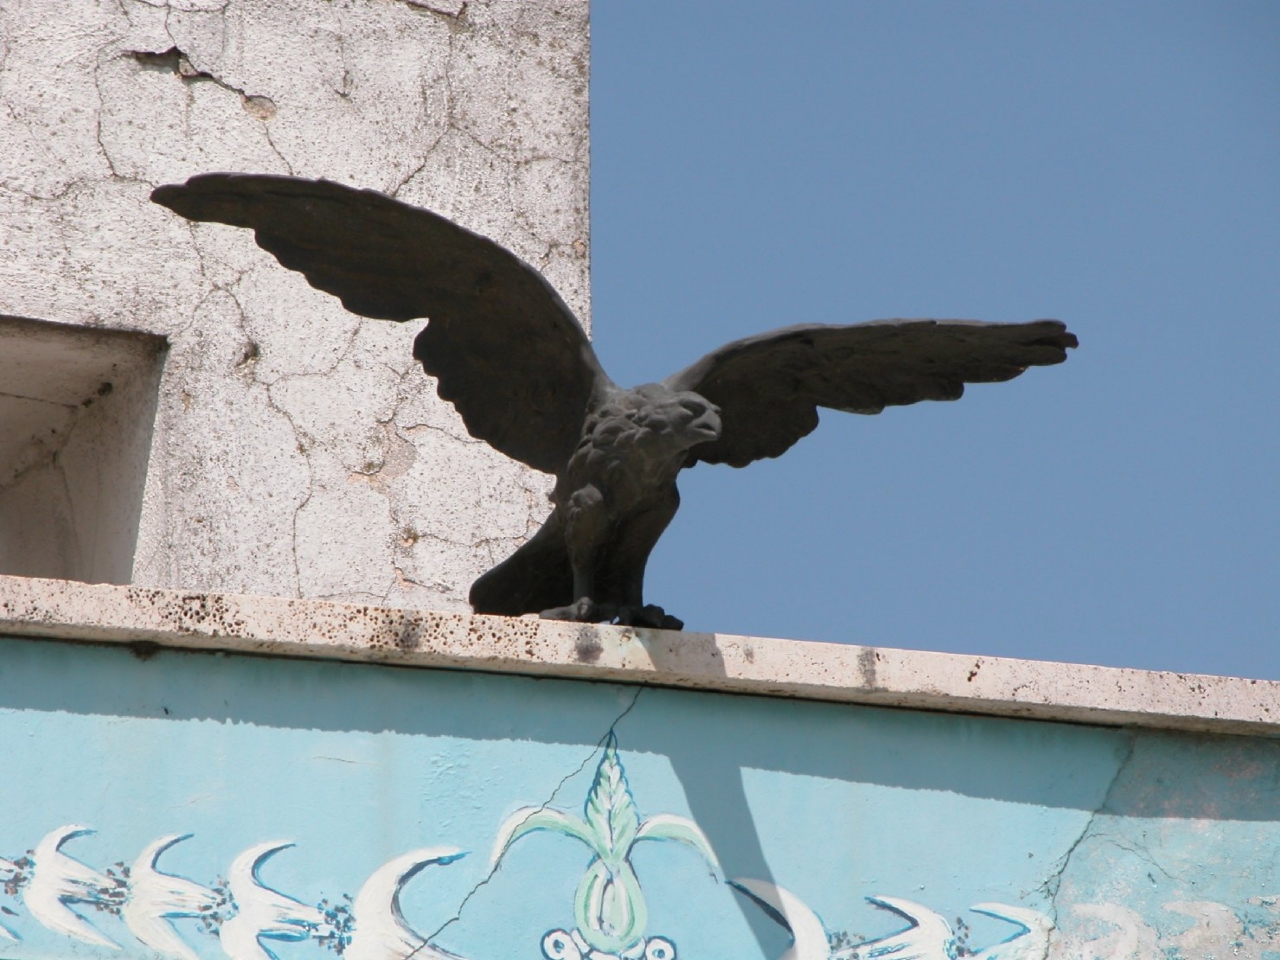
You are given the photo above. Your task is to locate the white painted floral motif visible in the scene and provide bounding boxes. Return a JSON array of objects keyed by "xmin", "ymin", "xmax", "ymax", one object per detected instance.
[
  {"xmin": 122, "ymin": 833, "xmax": 219, "ymax": 960},
  {"xmin": 841, "ymin": 896, "xmax": 955, "ymax": 960},
  {"xmin": 731, "ymin": 881, "xmax": 1060, "ymax": 960},
  {"xmin": 969, "ymin": 903, "xmax": 1054, "ymax": 960},
  {"xmin": 1062, "ymin": 903, "xmax": 1161, "ymax": 960},
  {"xmin": 0, "ymin": 856, "xmax": 22, "ymax": 941},
  {"xmin": 218, "ymin": 841, "xmax": 325, "ymax": 960},
  {"xmin": 730, "ymin": 879, "xmax": 830, "ymax": 960},
  {"xmin": 24, "ymin": 824, "xmax": 122, "ymax": 950},
  {"xmin": 1159, "ymin": 901, "xmax": 1252, "ymax": 959},
  {"xmin": 0, "ymin": 740, "xmax": 1271, "ymax": 960},
  {"xmin": 345, "ymin": 847, "xmax": 468, "ymax": 960}
]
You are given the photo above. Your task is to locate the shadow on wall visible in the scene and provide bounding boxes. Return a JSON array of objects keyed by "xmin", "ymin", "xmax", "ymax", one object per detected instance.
[
  {"xmin": 0, "ymin": 635, "xmax": 1125, "ymax": 957},
  {"xmin": 0, "ymin": 636, "xmax": 1143, "ymax": 812},
  {"xmin": 4, "ymin": 637, "xmax": 1279, "ymax": 957},
  {"xmin": 0, "ymin": 315, "xmax": 167, "ymax": 584}
]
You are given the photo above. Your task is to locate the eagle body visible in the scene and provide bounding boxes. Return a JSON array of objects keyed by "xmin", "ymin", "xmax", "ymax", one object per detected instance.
[
  {"xmin": 152, "ymin": 174, "xmax": 1078, "ymax": 631},
  {"xmin": 472, "ymin": 384, "xmax": 722, "ymax": 629}
]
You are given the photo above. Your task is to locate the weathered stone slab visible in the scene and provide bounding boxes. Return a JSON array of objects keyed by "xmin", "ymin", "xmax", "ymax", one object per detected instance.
[{"xmin": 1, "ymin": 574, "xmax": 1276, "ymax": 737}]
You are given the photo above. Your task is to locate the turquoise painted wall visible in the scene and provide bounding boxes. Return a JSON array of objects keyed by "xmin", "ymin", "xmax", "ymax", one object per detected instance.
[{"xmin": 0, "ymin": 635, "xmax": 1276, "ymax": 959}]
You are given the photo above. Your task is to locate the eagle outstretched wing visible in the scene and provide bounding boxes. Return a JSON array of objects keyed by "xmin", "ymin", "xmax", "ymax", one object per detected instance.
[
  {"xmin": 151, "ymin": 173, "xmax": 607, "ymax": 474},
  {"xmin": 663, "ymin": 319, "xmax": 1077, "ymax": 468}
]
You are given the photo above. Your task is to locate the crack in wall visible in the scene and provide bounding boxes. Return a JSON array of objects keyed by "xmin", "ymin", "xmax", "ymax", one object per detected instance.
[
  {"xmin": 390, "ymin": 15, "xmax": 590, "ymax": 202},
  {"xmin": 261, "ymin": 120, "xmax": 295, "ymax": 175},
  {"xmin": 333, "ymin": 29, "xmax": 354, "ymax": 100},
  {"xmin": 121, "ymin": 0, "xmax": 288, "ymax": 170},
  {"xmin": 219, "ymin": 276, "xmax": 311, "ymax": 598},
  {"xmin": 128, "ymin": 0, "xmax": 231, "ymax": 11},
  {"xmin": 93, "ymin": 45, "xmax": 126, "ymax": 180},
  {"xmin": 2, "ymin": 0, "xmax": 590, "ymax": 601},
  {"xmin": 1089, "ymin": 834, "xmax": 1179, "ymax": 884},
  {"xmin": 0, "ymin": 390, "xmax": 80, "ymax": 407},
  {"xmin": 1040, "ymin": 732, "xmax": 1138, "ymax": 924},
  {"xmin": 537, "ymin": 237, "xmax": 589, "ymax": 272},
  {"xmin": 400, "ymin": 1, "xmax": 469, "ymax": 21},
  {"xmin": 0, "ymin": 396, "xmax": 87, "ymax": 489},
  {"xmin": 401, "ymin": 420, "xmax": 486, "ymax": 447},
  {"xmin": 389, "ymin": 22, "xmax": 460, "ymax": 199},
  {"xmin": 127, "ymin": 46, "xmax": 282, "ymax": 125},
  {"xmin": 128, "ymin": 45, "xmax": 261, "ymax": 106},
  {"xmin": 314, "ymin": 590, "xmax": 387, "ymax": 604},
  {"xmin": 414, "ymin": 687, "xmax": 646, "ymax": 956}
]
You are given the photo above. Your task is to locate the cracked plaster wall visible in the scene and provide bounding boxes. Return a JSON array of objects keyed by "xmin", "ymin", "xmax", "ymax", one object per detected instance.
[{"xmin": 0, "ymin": 0, "xmax": 590, "ymax": 609}]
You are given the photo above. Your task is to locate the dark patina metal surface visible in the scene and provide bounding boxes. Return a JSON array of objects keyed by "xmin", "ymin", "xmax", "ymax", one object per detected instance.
[{"xmin": 154, "ymin": 174, "xmax": 1077, "ymax": 630}]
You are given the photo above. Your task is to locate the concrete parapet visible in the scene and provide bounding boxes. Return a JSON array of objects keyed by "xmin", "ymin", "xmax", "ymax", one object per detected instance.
[{"xmin": 1, "ymin": 574, "xmax": 1275, "ymax": 738}]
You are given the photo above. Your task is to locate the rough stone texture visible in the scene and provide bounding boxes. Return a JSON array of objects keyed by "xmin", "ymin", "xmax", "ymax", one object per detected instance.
[
  {"xmin": 3, "ymin": 574, "xmax": 1278, "ymax": 737},
  {"xmin": 0, "ymin": 0, "xmax": 590, "ymax": 609}
]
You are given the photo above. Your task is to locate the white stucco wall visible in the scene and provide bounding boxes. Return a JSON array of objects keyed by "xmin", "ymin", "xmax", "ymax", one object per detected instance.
[{"xmin": 0, "ymin": 0, "xmax": 590, "ymax": 609}]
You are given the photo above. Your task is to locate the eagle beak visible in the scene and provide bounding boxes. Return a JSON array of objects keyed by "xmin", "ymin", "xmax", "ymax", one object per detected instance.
[{"xmin": 691, "ymin": 407, "xmax": 722, "ymax": 442}]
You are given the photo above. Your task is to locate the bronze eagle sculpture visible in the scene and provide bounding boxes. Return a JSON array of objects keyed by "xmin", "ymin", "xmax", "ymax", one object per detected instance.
[{"xmin": 153, "ymin": 174, "xmax": 1077, "ymax": 631}]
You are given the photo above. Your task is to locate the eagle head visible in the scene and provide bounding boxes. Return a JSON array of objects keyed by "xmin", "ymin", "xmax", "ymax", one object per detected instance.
[{"xmin": 631, "ymin": 385, "xmax": 722, "ymax": 453}]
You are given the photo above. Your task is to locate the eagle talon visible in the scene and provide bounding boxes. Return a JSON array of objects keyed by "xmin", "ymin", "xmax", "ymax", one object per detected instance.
[
  {"xmin": 617, "ymin": 605, "xmax": 684, "ymax": 631},
  {"xmin": 539, "ymin": 597, "xmax": 616, "ymax": 624}
]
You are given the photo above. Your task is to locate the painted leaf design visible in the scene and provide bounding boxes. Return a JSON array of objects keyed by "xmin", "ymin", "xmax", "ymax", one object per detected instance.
[
  {"xmin": 634, "ymin": 814, "xmax": 723, "ymax": 878},
  {"xmin": 574, "ymin": 859, "xmax": 648, "ymax": 954},
  {"xmin": 583, "ymin": 736, "xmax": 639, "ymax": 863},
  {"xmin": 489, "ymin": 807, "xmax": 596, "ymax": 870}
]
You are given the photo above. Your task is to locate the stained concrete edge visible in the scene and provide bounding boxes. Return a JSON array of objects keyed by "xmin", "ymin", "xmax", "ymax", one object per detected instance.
[{"xmin": 0, "ymin": 573, "xmax": 1274, "ymax": 737}]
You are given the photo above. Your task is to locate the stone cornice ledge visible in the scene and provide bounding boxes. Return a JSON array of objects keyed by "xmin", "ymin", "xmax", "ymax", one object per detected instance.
[{"xmin": 0, "ymin": 574, "xmax": 1275, "ymax": 736}]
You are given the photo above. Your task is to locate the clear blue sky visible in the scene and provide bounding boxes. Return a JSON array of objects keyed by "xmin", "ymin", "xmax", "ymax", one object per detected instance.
[{"xmin": 589, "ymin": 2, "xmax": 1279, "ymax": 678}]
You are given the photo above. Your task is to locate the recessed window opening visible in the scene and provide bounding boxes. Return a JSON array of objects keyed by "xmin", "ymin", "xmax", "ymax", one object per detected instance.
[{"xmin": 0, "ymin": 315, "xmax": 167, "ymax": 584}]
